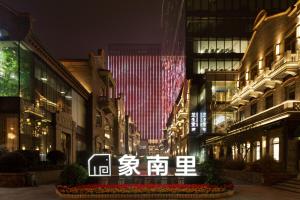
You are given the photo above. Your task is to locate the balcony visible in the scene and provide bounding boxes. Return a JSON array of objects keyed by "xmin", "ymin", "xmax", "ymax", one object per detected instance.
[
  {"xmin": 98, "ymin": 69, "xmax": 115, "ymax": 87},
  {"xmin": 98, "ymin": 96, "xmax": 116, "ymax": 114},
  {"xmin": 231, "ymin": 52, "xmax": 300, "ymax": 106},
  {"xmin": 229, "ymin": 101, "xmax": 300, "ymax": 134}
]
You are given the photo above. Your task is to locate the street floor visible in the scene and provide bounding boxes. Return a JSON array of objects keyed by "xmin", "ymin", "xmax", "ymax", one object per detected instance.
[{"xmin": 0, "ymin": 183, "xmax": 300, "ymax": 200}]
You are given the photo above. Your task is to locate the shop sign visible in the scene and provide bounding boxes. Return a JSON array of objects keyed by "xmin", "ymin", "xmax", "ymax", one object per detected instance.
[
  {"xmin": 88, "ymin": 154, "xmax": 197, "ymax": 177},
  {"xmin": 190, "ymin": 112, "xmax": 199, "ymax": 132}
]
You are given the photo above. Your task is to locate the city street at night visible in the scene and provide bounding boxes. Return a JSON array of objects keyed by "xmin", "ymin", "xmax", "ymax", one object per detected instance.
[{"xmin": 1, "ymin": 0, "xmax": 300, "ymax": 199}]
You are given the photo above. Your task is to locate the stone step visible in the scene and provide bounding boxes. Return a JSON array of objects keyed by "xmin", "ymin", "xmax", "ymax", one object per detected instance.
[
  {"xmin": 273, "ymin": 185, "xmax": 300, "ymax": 193},
  {"xmin": 286, "ymin": 179, "xmax": 300, "ymax": 185},
  {"xmin": 277, "ymin": 182, "xmax": 300, "ymax": 189}
]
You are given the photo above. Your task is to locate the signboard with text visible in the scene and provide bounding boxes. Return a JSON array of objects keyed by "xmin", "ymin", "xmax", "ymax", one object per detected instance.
[{"xmin": 88, "ymin": 154, "xmax": 198, "ymax": 177}]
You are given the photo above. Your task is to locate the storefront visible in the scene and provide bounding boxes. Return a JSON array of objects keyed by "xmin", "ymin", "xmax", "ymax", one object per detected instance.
[{"xmin": 0, "ymin": 4, "xmax": 89, "ymax": 162}]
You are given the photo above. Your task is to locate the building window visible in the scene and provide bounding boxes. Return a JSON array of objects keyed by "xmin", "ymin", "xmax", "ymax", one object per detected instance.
[
  {"xmin": 239, "ymin": 110, "xmax": 245, "ymax": 121},
  {"xmin": 265, "ymin": 51, "xmax": 274, "ymax": 69},
  {"xmin": 96, "ymin": 112, "xmax": 102, "ymax": 127},
  {"xmin": 255, "ymin": 141, "xmax": 261, "ymax": 161},
  {"xmin": 271, "ymin": 137, "xmax": 280, "ymax": 161},
  {"xmin": 250, "ymin": 65, "xmax": 258, "ymax": 80},
  {"xmin": 285, "ymin": 84, "xmax": 295, "ymax": 100},
  {"xmin": 262, "ymin": 136, "xmax": 267, "ymax": 157},
  {"xmin": 265, "ymin": 94, "xmax": 273, "ymax": 109},
  {"xmin": 250, "ymin": 103, "xmax": 257, "ymax": 115},
  {"xmin": 284, "ymin": 32, "xmax": 296, "ymax": 53}
]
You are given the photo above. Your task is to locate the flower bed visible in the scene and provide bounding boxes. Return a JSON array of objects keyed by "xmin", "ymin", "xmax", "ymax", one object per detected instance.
[{"xmin": 56, "ymin": 183, "xmax": 234, "ymax": 199}]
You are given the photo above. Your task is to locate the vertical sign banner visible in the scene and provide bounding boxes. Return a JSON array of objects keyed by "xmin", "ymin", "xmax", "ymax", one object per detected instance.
[{"xmin": 190, "ymin": 112, "xmax": 199, "ymax": 133}]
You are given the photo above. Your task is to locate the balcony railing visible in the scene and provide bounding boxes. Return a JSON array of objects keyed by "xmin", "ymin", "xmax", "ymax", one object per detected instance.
[
  {"xmin": 229, "ymin": 101, "xmax": 300, "ymax": 133},
  {"xmin": 231, "ymin": 52, "xmax": 300, "ymax": 105}
]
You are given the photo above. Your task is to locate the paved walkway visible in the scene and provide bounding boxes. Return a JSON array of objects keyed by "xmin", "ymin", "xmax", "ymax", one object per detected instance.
[{"xmin": 0, "ymin": 184, "xmax": 300, "ymax": 200}]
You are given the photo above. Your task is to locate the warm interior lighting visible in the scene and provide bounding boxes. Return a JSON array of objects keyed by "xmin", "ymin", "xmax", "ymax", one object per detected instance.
[
  {"xmin": 258, "ymin": 60, "xmax": 263, "ymax": 70},
  {"xmin": 297, "ymin": 25, "xmax": 300, "ymax": 38},
  {"xmin": 245, "ymin": 72, "xmax": 249, "ymax": 81},
  {"xmin": 275, "ymin": 44, "xmax": 280, "ymax": 55}
]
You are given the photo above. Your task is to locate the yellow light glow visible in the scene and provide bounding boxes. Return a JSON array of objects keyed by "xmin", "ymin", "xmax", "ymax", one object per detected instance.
[{"xmin": 275, "ymin": 44, "xmax": 280, "ymax": 55}]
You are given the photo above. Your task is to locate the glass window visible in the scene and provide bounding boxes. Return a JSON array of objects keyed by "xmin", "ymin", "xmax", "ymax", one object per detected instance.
[
  {"xmin": 255, "ymin": 141, "xmax": 261, "ymax": 161},
  {"xmin": 225, "ymin": 39, "xmax": 232, "ymax": 53},
  {"xmin": 251, "ymin": 103, "xmax": 257, "ymax": 115},
  {"xmin": 209, "ymin": 59, "xmax": 216, "ymax": 71},
  {"xmin": 271, "ymin": 137, "xmax": 280, "ymax": 161},
  {"xmin": 232, "ymin": 0, "xmax": 240, "ymax": 10},
  {"xmin": 217, "ymin": 39, "xmax": 224, "ymax": 53},
  {"xmin": 285, "ymin": 84, "xmax": 295, "ymax": 100},
  {"xmin": 239, "ymin": 110, "xmax": 245, "ymax": 121},
  {"xmin": 217, "ymin": 60, "xmax": 224, "ymax": 70},
  {"xmin": 250, "ymin": 65, "xmax": 258, "ymax": 80},
  {"xmin": 0, "ymin": 116, "xmax": 19, "ymax": 152},
  {"xmin": 241, "ymin": 40, "xmax": 248, "ymax": 53},
  {"xmin": 212, "ymin": 112, "xmax": 234, "ymax": 133},
  {"xmin": 262, "ymin": 136, "xmax": 267, "ymax": 156},
  {"xmin": 265, "ymin": 94, "xmax": 273, "ymax": 109},
  {"xmin": 209, "ymin": 38, "xmax": 217, "ymax": 53},
  {"xmin": 233, "ymin": 60, "xmax": 240, "ymax": 70},
  {"xmin": 201, "ymin": 39, "xmax": 209, "ymax": 53},
  {"xmin": 0, "ymin": 41, "xmax": 19, "ymax": 96},
  {"xmin": 265, "ymin": 51, "xmax": 274, "ymax": 69},
  {"xmin": 233, "ymin": 39, "xmax": 240, "ymax": 53},
  {"xmin": 284, "ymin": 32, "xmax": 296, "ymax": 53}
]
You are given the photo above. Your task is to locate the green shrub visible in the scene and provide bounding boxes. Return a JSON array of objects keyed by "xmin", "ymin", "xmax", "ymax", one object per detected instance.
[
  {"xmin": 47, "ymin": 150, "xmax": 66, "ymax": 165},
  {"xmin": 248, "ymin": 155, "xmax": 283, "ymax": 173},
  {"xmin": 0, "ymin": 152, "xmax": 28, "ymax": 172},
  {"xmin": 60, "ymin": 164, "xmax": 88, "ymax": 186},
  {"xmin": 0, "ymin": 146, "xmax": 8, "ymax": 157},
  {"xmin": 76, "ymin": 151, "xmax": 91, "ymax": 168},
  {"xmin": 223, "ymin": 159, "xmax": 246, "ymax": 170},
  {"xmin": 199, "ymin": 159, "xmax": 224, "ymax": 184},
  {"xmin": 16, "ymin": 150, "xmax": 40, "ymax": 167}
]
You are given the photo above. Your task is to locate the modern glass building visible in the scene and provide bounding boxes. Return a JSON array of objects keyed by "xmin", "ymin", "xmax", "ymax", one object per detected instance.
[
  {"xmin": 162, "ymin": 0, "xmax": 298, "ymax": 158},
  {"xmin": 0, "ymin": 4, "xmax": 88, "ymax": 162}
]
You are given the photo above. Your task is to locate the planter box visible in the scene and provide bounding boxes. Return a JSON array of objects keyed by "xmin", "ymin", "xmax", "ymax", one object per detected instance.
[
  {"xmin": 0, "ymin": 172, "xmax": 27, "ymax": 187},
  {"xmin": 56, "ymin": 189, "xmax": 234, "ymax": 200},
  {"xmin": 223, "ymin": 169, "xmax": 296, "ymax": 185},
  {"xmin": 0, "ymin": 169, "xmax": 62, "ymax": 187},
  {"xmin": 33, "ymin": 169, "xmax": 62, "ymax": 185}
]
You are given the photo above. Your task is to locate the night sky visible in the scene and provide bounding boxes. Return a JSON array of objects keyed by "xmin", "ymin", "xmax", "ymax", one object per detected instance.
[{"xmin": 1, "ymin": 0, "xmax": 163, "ymax": 59}]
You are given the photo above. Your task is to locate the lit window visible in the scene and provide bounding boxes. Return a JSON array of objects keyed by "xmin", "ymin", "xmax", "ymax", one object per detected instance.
[
  {"xmin": 275, "ymin": 44, "xmax": 280, "ymax": 55},
  {"xmin": 255, "ymin": 141, "xmax": 261, "ymax": 161},
  {"xmin": 262, "ymin": 136, "xmax": 267, "ymax": 157},
  {"xmin": 271, "ymin": 137, "xmax": 280, "ymax": 161}
]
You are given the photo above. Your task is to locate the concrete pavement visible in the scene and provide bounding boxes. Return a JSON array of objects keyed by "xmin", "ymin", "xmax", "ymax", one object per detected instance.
[{"xmin": 0, "ymin": 184, "xmax": 300, "ymax": 200}]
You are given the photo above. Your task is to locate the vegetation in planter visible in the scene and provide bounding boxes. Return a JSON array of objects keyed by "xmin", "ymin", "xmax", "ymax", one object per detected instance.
[
  {"xmin": 76, "ymin": 150, "xmax": 91, "ymax": 168},
  {"xmin": 247, "ymin": 155, "xmax": 283, "ymax": 173},
  {"xmin": 16, "ymin": 150, "xmax": 40, "ymax": 168},
  {"xmin": 57, "ymin": 183, "xmax": 234, "ymax": 194},
  {"xmin": 199, "ymin": 159, "xmax": 225, "ymax": 185},
  {"xmin": 60, "ymin": 164, "xmax": 88, "ymax": 186},
  {"xmin": 0, "ymin": 146, "xmax": 8, "ymax": 157},
  {"xmin": 0, "ymin": 152, "xmax": 28, "ymax": 172},
  {"xmin": 223, "ymin": 159, "xmax": 246, "ymax": 171},
  {"xmin": 47, "ymin": 150, "xmax": 66, "ymax": 165}
]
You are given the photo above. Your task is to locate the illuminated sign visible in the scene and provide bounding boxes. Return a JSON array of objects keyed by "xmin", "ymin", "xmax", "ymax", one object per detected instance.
[
  {"xmin": 88, "ymin": 154, "xmax": 198, "ymax": 177},
  {"xmin": 190, "ymin": 112, "xmax": 199, "ymax": 132}
]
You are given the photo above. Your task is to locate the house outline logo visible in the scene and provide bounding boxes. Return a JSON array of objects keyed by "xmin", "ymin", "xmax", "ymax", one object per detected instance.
[{"xmin": 88, "ymin": 154, "xmax": 111, "ymax": 177}]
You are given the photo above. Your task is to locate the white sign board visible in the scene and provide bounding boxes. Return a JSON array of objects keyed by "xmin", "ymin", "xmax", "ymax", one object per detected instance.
[{"xmin": 88, "ymin": 154, "xmax": 198, "ymax": 177}]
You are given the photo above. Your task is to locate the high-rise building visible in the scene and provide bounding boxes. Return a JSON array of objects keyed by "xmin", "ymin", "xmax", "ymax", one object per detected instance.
[
  {"xmin": 162, "ymin": 0, "xmax": 298, "ymax": 158},
  {"xmin": 107, "ymin": 44, "xmax": 163, "ymax": 141}
]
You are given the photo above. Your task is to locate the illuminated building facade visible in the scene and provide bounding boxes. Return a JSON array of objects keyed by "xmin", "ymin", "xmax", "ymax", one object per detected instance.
[
  {"xmin": 61, "ymin": 50, "xmax": 119, "ymax": 155},
  {"xmin": 208, "ymin": 2, "xmax": 300, "ymax": 174},
  {"xmin": 108, "ymin": 44, "xmax": 163, "ymax": 141},
  {"xmin": 184, "ymin": 0, "xmax": 297, "ymax": 157},
  {"xmin": 0, "ymin": 4, "xmax": 89, "ymax": 163}
]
